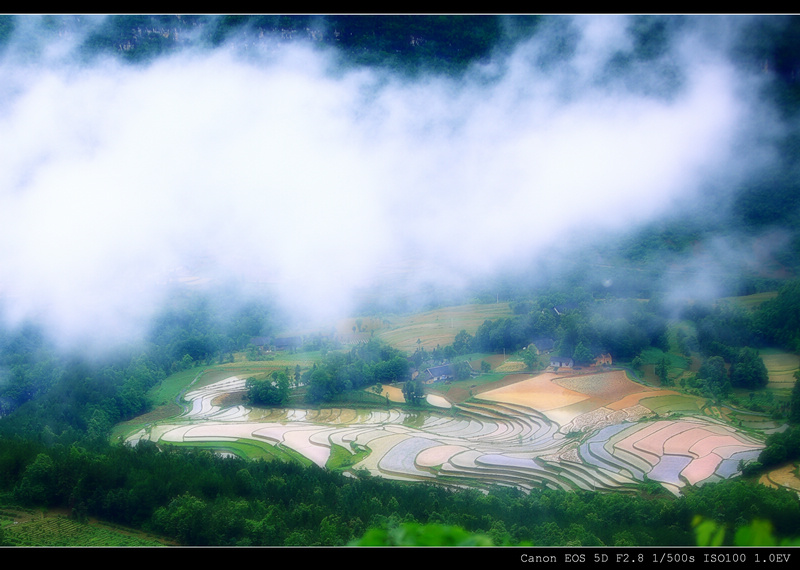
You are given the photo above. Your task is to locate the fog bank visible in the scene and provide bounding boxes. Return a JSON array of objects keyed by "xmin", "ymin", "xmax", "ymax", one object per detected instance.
[{"xmin": 0, "ymin": 16, "xmax": 781, "ymax": 348}]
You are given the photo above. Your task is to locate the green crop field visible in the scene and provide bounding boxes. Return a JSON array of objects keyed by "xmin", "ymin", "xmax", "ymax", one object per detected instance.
[
  {"xmin": 761, "ymin": 348, "xmax": 800, "ymax": 384},
  {"xmin": 374, "ymin": 303, "xmax": 513, "ymax": 352},
  {"xmin": 165, "ymin": 439, "xmax": 301, "ymax": 462},
  {"xmin": 723, "ymin": 291, "xmax": 779, "ymax": 310},
  {"xmin": 327, "ymin": 443, "xmax": 370, "ymax": 470},
  {"xmin": 638, "ymin": 394, "xmax": 704, "ymax": 415},
  {"xmin": 3, "ymin": 512, "xmax": 168, "ymax": 546}
]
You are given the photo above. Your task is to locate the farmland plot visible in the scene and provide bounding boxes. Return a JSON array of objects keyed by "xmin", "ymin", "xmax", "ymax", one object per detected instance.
[
  {"xmin": 761, "ymin": 349, "xmax": 800, "ymax": 385},
  {"xmin": 129, "ymin": 371, "xmax": 764, "ymax": 495},
  {"xmin": 761, "ymin": 464, "xmax": 800, "ymax": 492}
]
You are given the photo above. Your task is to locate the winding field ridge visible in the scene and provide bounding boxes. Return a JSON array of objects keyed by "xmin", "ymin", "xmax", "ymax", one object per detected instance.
[{"xmin": 129, "ymin": 371, "xmax": 765, "ymax": 495}]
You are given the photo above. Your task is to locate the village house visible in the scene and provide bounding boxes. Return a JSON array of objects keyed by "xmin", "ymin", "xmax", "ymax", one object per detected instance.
[
  {"xmin": 549, "ymin": 356, "xmax": 574, "ymax": 369},
  {"xmin": 423, "ymin": 364, "xmax": 455, "ymax": 383},
  {"xmin": 594, "ymin": 353, "xmax": 613, "ymax": 366},
  {"xmin": 530, "ymin": 338, "xmax": 555, "ymax": 354}
]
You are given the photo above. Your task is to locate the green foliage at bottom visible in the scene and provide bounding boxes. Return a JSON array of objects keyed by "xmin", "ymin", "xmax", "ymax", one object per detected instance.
[
  {"xmin": 355, "ymin": 517, "xmax": 800, "ymax": 547},
  {"xmin": 694, "ymin": 516, "xmax": 800, "ymax": 546},
  {"xmin": 352, "ymin": 522, "xmax": 494, "ymax": 546}
]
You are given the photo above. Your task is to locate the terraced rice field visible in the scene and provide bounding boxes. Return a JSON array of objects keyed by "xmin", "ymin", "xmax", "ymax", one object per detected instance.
[
  {"xmin": 127, "ymin": 369, "xmax": 765, "ymax": 496},
  {"xmin": 760, "ymin": 464, "xmax": 800, "ymax": 493},
  {"xmin": 761, "ymin": 349, "xmax": 800, "ymax": 385}
]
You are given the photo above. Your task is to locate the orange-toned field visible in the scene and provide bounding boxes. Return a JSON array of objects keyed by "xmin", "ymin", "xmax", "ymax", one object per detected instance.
[
  {"xmin": 555, "ymin": 370, "xmax": 647, "ymax": 401},
  {"xmin": 478, "ymin": 370, "xmax": 665, "ymax": 419},
  {"xmin": 762, "ymin": 464, "xmax": 800, "ymax": 491},
  {"xmin": 380, "ymin": 385, "xmax": 405, "ymax": 403},
  {"xmin": 478, "ymin": 372, "xmax": 588, "ymax": 410}
]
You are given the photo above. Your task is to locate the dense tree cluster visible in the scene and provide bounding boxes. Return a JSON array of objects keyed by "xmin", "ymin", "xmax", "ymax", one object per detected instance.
[
  {"xmin": 730, "ymin": 347, "xmax": 770, "ymax": 390},
  {"xmin": 676, "ymin": 287, "xmax": 800, "ymax": 398},
  {"xmin": 0, "ymin": 352, "xmax": 165, "ymax": 447},
  {"xmin": 246, "ymin": 371, "xmax": 290, "ymax": 407},
  {"xmin": 758, "ymin": 427, "xmax": 800, "ymax": 469},
  {"xmin": 473, "ymin": 317, "xmax": 531, "ymax": 353},
  {"xmin": 148, "ymin": 290, "xmax": 277, "ymax": 370},
  {"xmin": 0, "ymin": 323, "xmax": 62, "ymax": 416},
  {"xmin": 681, "ymin": 349, "xmax": 766, "ymax": 402},
  {"xmin": 691, "ymin": 301, "xmax": 761, "ymax": 360},
  {"xmin": 791, "ymin": 371, "xmax": 800, "ymax": 424},
  {"xmin": 757, "ymin": 280, "xmax": 800, "ymax": 352},
  {"xmin": 402, "ymin": 378, "xmax": 425, "ymax": 405},
  {"xmin": 303, "ymin": 339, "xmax": 409, "ymax": 404},
  {"xmin": 431, "ymin": 294, "xmax": 669, "ymax": 368},
  {"xmin": 696, "ymin": 356, "xmax": 731, "ymax": 400}
]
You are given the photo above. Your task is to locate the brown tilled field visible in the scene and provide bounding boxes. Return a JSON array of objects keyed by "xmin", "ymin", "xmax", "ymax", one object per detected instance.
[
  {"xmin": 554, "ymin": 370, "xmax": 646, "ymax": 401},
  {"xmin": 478, "ymin": 372, "xmax": 588, "ymax": 410}
]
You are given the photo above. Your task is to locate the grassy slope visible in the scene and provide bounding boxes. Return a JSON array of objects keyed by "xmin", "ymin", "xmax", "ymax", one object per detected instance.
[
  {"xmin": 374, "ymin": 303, "xmax": 513, "ymax": 352},
  {"xmin": 761, "ymin": 348, "xmax": 800, "ymax": 384},
  {"xmin": 722, "ymin": 291, "xmax": 778, "ymax": 310}
]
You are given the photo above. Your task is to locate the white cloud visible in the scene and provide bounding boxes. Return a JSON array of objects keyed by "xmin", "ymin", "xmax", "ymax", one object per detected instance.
[{"xmin": 0, "ymin": 16, "xmax": 776, "ymax": 346}]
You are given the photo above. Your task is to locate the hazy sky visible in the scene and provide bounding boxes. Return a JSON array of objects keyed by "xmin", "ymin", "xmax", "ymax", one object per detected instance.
[{"xmin": 0, "ymin": 16, "xmax": 781, "ymax": 347}]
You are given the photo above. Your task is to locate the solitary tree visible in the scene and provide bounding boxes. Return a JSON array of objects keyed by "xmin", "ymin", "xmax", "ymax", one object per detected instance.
[
  {"xmin": 247, "ymin": 371, "xmax": 290, "ymax": 406},
  {"xmin": 452, "ymin": 330, "xmax": 473, "ymax": 355},
  {"xmin": 402, "ymin": 378, "xmax": 425, "ymax": 405},
  {"xmin": 572, "ymin": 342, "xmax": 594, "ymax": 366},
  {"xmin": 452, "ymin": 361, "xmax": 472, "ymax": 381},
  {"xmin": 521, "ymin": 349, "xmax": 539, "ymax": 371},
  {"xmin": 698, "ymin": 356, "xmax": 730, "ymax": 399},
  {"xmin": 730, "ymin": 347, "xmax": 769, "ymax": 390},
  {"xmin": 656, "ymin": 356, "xmax": 671, "ymax": 386}
]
